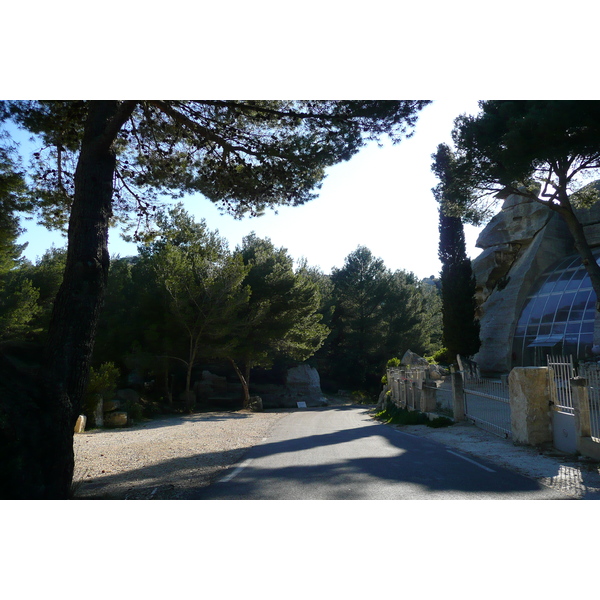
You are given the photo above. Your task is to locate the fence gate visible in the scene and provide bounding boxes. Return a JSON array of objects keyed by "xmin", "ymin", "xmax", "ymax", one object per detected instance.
[
  {"xmin": 576, "ymin": 364, "xmax": 600, "ymax": 443},
  {"xmin": 547, "ymin": 354, "xmax": 577, "ymax": 453},
  {"xmin": 458, "ymin": 357, "xmax": 511, "ymax": 438}
]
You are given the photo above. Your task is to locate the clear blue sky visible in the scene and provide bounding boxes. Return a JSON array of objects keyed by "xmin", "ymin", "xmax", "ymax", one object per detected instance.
[{"xmin": 16, "ymin": 99, "xmax": 483, "ymax": 279}]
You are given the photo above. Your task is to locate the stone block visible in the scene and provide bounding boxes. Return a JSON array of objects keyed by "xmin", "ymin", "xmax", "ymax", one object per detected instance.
[
  {"xmin": 508, "ymin": 367, "xmax": 553, "ymax": 446},
  {"xmin": 74, "ymin": 415, "xmax": 86, "ymax": 433}
]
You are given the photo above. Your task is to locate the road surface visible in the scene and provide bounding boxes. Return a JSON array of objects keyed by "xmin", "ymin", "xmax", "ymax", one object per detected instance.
[{"xmin": 190, "ymin": 406, "xmax": 570, "ymax": 500}]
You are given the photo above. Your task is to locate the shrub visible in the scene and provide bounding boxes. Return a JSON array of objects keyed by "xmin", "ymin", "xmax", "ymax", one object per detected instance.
[
  {"xmin": 431, "ymin": 347, "xmax": 453, "ymax": 365},
  {"xmin": 382, "ymin": 357, "xmax": 402, "ymax": 385}
]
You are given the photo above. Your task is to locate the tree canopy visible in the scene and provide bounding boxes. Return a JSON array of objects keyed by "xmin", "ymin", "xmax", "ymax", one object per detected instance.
[{"xmin": 6, "ymin": 101, "xmax": 431, "ymax": 234}]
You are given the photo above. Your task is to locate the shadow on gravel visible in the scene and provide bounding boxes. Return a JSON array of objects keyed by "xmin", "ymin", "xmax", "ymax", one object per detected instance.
[{"xmin": 73, "ymin": 445, "xmax": 257, "ymax": 499}]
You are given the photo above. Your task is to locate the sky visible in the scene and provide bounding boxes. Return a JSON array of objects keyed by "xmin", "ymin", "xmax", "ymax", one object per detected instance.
[{"xmin": 16, "ymin": 99, "xmax": 484, "ymax": 279}]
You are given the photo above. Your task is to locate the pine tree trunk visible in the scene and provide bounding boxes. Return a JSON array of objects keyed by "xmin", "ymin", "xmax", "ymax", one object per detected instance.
[
  {"xmin": 229, "ymin": 358, "xmax": 250, "ymax": 407},
  {"xmin": 554, "ymin": 191, "xmax": 600, "ymax": 314},
  {"xmin": 39, "ymin": 101, "xmax": 120, "ymax": 497}
]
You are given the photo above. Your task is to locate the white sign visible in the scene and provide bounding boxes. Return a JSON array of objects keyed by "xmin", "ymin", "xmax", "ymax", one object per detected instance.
[{"xmin": 297, "ymin": 401, "xmax": 307, "ymax": 408}]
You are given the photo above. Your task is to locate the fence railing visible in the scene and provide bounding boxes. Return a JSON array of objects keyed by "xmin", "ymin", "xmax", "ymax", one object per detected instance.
[
  {"xmin": 461, "ymin": 374, "xmax": 511, "ymax": 438},
  {"xmin": 547, "ymin": 354, "xmax": 575, "ymax": 414},
  {"xmin": 578, "ymin": 363, "xmax": 600, "ymax": 443}
]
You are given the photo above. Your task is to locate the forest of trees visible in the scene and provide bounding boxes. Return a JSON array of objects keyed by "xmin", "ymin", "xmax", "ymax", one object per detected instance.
[{"xmin": 0, "ymin": 203, "xmax": 444, "ymax": 415}]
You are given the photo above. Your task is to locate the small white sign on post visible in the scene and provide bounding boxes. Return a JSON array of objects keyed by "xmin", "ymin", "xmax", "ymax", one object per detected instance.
[{"xmin": 297, "ymin": 401, "xmax": 307, "ymax": 408}]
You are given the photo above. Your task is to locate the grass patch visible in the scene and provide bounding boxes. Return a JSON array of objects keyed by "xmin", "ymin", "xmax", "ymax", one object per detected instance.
[{"xmin": 374, "ymin": 403, "xmax": 453, "ymax": 428}]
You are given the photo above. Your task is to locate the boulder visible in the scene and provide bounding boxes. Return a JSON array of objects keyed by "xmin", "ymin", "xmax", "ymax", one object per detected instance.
[
  {"xmin": 401, "ymin": 350, "xmax": 429, "ymax": 368},
  {"xmin": 103, "ymin": 398, "xmax": 121, "ymax": 413},
  {"xmin": 285, "ymin": 365, "xmax": 328, "ymax": 406},
  {"xmin": 285, "ymin": 364, "xmax": 322, "ymax": 397},
  {"xmin": 104, "ymin": 411, "xmax": 128, "ymax": 428},
  {"xmin": 247, "ymin": 396, "xmax": 263, "ymax": 412}
]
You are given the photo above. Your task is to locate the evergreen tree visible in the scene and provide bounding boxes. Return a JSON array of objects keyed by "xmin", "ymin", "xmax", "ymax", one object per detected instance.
[
  {"xmin": 228, "ymin": 234, "xmax": 329, "ymax": 405},
  {"xmin": 141, "ymin": 206, "xmax": 250, "ymax": 410},
  {"xmin": 323, "ymin": 246, "xmax": 442, "ymax": 391},
  {"xmin": 0, "ymin": 134, "xmax": 40, "ymax": 341},
  {"xmin": 437, "ymin": 210, "xmax": 480, "ymax": 360}
]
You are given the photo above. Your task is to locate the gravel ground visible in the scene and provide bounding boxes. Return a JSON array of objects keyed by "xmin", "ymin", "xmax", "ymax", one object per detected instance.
[
  {"xmin": 73, "ymin": 409, "xmax": 288, "ymax": 499},
  {"xmin": 73, "ymin": 403, "xmax": 600, "ymax": 500}
]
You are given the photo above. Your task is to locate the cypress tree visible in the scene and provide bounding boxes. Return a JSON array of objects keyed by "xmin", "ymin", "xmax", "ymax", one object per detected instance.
[{"xmin": 438, "ymin": 210, "xmax": 481, "ymax": 360}]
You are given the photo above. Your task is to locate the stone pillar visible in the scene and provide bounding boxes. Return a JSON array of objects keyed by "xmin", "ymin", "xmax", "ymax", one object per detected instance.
[
  {"xmin": 571, "ymin": 377, "xmax": 600, "ymax": 460},
  {"xmin": 74, "ymin": 415, "xmax": 86, "ymax": 433},
  {"xmin": 420, "ymin": 381, "xmax": 437, "ymax": 413},
  {"xmin": 508, "ymin": 367, "xmax": 553, "ymax": 446},
  {"xmin": 571, "ymin": 377, "xmax": 591, "ymax": 439},
  {"xmin": 94, "ymin": 394, "xmax": 103, "ymax": 428},
  {"xmin": 451, "ymin": 367, "xmax": 465, "ymax": 422}
]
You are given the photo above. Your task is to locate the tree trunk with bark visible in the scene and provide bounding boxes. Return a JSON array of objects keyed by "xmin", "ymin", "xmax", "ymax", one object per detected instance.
[
  {"xmin": 554, "ymin": 190, "xmax": 600, "ymax": 313},
  {"xmin": 229, "ymin": 358, "xmax": 251, "ymax": 408},
  {"xmin": 40, "ymin": 101, "xmax": 121, "ymax": 497},
  {"xmin": 0, "ymin": 102, "xmax": 136, "ymax": 498}
]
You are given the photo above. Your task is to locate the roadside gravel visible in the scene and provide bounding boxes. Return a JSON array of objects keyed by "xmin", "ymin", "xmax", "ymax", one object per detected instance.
[{"xmin": 73, "ymin": 409, "xmax": 288, "ymax": 499}]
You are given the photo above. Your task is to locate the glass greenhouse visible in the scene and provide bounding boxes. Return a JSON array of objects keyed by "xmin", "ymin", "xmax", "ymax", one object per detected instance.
[{"xmin": 512, "ymin": 253, "xmax": 598, "ymax": 367}]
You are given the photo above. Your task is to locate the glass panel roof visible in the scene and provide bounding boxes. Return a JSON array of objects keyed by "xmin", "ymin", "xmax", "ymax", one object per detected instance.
[{"xmin": 512, "ymin": 253, "xmax": 598, "ymax": 367}]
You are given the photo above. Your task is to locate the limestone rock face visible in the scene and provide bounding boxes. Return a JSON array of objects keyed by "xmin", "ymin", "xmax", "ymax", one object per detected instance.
[
  {"xmin": 472, "ymin": 193, "xmax": 574, "ymax": 373},
  {"xmin": 476, "ymin": 196, "xmax": 553, "ymax": 250}
]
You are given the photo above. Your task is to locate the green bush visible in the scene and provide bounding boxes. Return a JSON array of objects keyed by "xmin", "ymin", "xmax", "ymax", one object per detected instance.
[
  {"xmin": 431, "ymin": 347, "xmax": 453, "ymax": 365},
  {"xmin": 382, "ymin": 357, "xmax": 403, "ymax": 385}
]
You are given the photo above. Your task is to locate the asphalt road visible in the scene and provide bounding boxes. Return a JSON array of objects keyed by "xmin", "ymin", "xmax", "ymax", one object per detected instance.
[{"xmin": 190, "ymin": 406, "xmax": 571, "ymax": 500}]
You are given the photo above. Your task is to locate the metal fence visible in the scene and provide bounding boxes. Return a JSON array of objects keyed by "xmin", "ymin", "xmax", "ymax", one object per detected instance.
[
  {"xmin": 547, "ymin": 354, "xmax": 575, "ymax": 414},
  {"xmin": 462, "ymin": 374, "xmax": 512, "ymax": 438},
  {"xmin": 578, "ymin": 363, "xmax": 600, "ymax": 443}
]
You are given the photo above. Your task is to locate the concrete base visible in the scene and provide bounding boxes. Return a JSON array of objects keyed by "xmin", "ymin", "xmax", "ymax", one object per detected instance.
[{"xmin": 579, "ymin": 437, "xmax": 600, "ymax": 461}]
